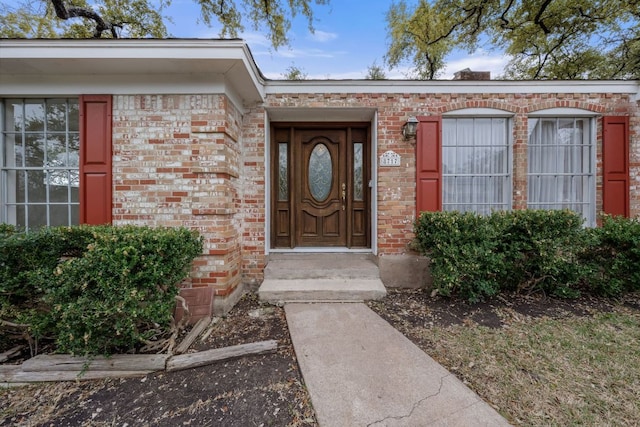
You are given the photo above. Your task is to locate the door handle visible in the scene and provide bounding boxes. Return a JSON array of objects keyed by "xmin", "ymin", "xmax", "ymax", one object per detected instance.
[{"xmin": 341, "ymin": 183, "xmax": 346, "ymax": 210}]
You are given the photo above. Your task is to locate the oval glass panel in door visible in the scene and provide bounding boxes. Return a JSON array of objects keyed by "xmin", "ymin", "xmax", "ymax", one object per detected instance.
[{"xmin": 308, "ymin": 143, "xmax": 332, "ymax": 201}]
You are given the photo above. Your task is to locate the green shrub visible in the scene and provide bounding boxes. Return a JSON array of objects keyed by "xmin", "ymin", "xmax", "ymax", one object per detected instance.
[
  {"xmin": 1, "ymin": 226, "xmax": 96, "ymax": 308},
  {"xmin": 49, "ymin": 226, "xmax": 203, "ymax": 355},
  {"xmin": 492, "ymin": 210, "xmax": 586, "ymax": 298},
  {"xmin": 414, "ymin": 211, "xmax": 504, "ymax": 302},
  {"xmin": 414, "ymin": 210, "xmax": 588, "ymax": 302},
  {"xmin": 0, "ymin": 223, "xmax": 17, "ymax": 235},
  {"xmin": 581, "ymin": 215, "xmax": 640, "ymax": 296},
  {"xmin": 1, "ymin": 225, "xmax": 203, "ymax": 355}
]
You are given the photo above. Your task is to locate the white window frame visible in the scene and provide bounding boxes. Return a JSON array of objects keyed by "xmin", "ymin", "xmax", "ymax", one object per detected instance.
[
  {"xmin": 527, "ymin": 108, "xmax": 598, "ymax": 226},
  {"xmin": 442, "ymin": 109, "xmax": 514, "ymax": 215},
  {"xmin": 1, "ymin": 98, "xmax": 80, "ymax": 230}
]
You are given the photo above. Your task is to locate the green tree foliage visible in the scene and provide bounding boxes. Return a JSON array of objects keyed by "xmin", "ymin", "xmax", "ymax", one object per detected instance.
[
  {"xmin": 385, "ymin": 0, "xmax": 640, "ymax": 79},
  {"xmin": 365, "ymin": 62, "xmax": 388, "ymax": 79},
  {"xmin": 0, "ymin": 0, "xmax": 169, "ymax": 38},
  {"xmin": 281, "ymin": 64, "xmax": 308, "ymax": 80},
  {"xmin": 0, "ymin": 0, "xmax": 329, "ymax": 48}
]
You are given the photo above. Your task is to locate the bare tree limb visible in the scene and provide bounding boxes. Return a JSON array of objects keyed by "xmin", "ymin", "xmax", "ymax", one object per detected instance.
[
  {"xmin": 500, "ymin": 0, "xmax": 516, "ymax": 29},
  {"xmin": 1, "ymin": 319, "xmax": 29, "ymax": 328},
  {"xmin": 533, "ymin": 0, "xmax": 553, "ymax": 34},
  {"xmin": 50, "ymin": 0, "xmax": 118, "ymax": 38}
]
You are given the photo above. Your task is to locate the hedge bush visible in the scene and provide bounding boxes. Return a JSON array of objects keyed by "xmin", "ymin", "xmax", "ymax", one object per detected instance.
[
  {"xmin": 0, "ymin": 225, "xmax": 203, "ymax": 355},
  {"xmin": 0, "ymin": 226, "xmax": 94, "ymax": 309},
  {"xmin": 414, "ymin": 210, "xmax": 639, "ymax": 302},
  {"xmin": 491, "ymin": 210, "xmax": 585, "ymax": 298},
  {"xmin": 413, "ymin": 211, "xmax": 504, "ymax": 302},
  {"xmin": 580, "ymin": 215, "xmax": 640, "ymax": 297}
]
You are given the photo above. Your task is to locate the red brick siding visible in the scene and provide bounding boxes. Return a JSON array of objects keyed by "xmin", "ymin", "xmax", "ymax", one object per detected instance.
[
  {"xmin": 249, "ymin": 91, "xmax": 638, "ymax": 258},
  {"xmin": 111, "ymin": 94, "xmax": 243, "ymax": 300},
  {"xmin": 105, "ymin": 90, "xmax": 637, "ymax": 301},
  {"xmin": 238, "ymin": 108, "xmax": 267, "ymax": 286}
]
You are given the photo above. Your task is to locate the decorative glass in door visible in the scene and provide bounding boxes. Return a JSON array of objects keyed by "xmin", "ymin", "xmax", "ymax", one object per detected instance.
[{"xmin": 308, "ymin": 143, "xmax": 333, "ymax": 201}]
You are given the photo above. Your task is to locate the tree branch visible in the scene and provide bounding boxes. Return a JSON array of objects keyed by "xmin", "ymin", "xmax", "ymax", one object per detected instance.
[
  {"xmin": 533, "ymin": 31, "xmax": 575, "ymax": 78},
  {"xmin": 534, "ymin": 0, "xmax": 553, "ymax": 34},
  {"xmin": 424, "ymin": 9, "xmax": 477, "ymax": 46},
  {"xmin": 50, "ymin": 0, "xmax": 118, "ymax": 38},
  {"xmin": 500, "ymin": 0, "xmax": 516, "ymax": 29}
]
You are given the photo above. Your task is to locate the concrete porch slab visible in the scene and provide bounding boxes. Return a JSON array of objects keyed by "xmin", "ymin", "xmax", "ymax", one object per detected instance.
[
  {"xmin": 259, "ymin": 278, "xmax": 387, "ymax": 303},
  {"xmin": 265, "ymin": 253, "xmax": 380, "ymax": 280}
]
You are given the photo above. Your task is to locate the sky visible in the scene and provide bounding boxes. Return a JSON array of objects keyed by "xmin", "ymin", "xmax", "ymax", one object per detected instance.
[{"xmin": 164, "ymin": 0, "xmax": 509, "ymax": 80}]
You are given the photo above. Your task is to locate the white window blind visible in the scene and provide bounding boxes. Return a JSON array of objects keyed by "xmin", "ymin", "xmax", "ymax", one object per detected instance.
[
  {"xmin": 442, "ymin": 117, "xmax": 512, "ymax": 214},
  {"xmin": 527, "ymin": 117, "xmax": 595, "ymax": 226}
]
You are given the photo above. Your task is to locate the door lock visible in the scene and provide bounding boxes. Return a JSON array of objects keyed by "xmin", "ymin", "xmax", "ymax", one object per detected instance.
[{"xmin": 341, "ymin": 183, "xmax": 346, "ymax": 210}]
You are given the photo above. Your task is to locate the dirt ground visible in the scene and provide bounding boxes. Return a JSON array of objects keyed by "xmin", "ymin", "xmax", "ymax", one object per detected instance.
[
  {"xmin": 0, "ymin": 293, "xmax": 316, "ymax": 427},
  {"xmin": 3, "ymin": 289, "xmax": 638, "ymax": 426}
]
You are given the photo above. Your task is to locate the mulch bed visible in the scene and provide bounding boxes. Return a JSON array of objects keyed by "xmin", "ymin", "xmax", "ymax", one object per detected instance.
[
  {"xmin": 0, "ymin": 293, "xmax": 316, "ymax": 427},
  {"xmin": 3, "ymin": 287, "xmax": 637, "ymax": 426}
]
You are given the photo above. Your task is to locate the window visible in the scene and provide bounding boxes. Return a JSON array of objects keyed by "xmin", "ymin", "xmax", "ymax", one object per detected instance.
[
  {"xmin": 527, "ymin": 117, "xmax": 595, "ymax": 226},
  {"xmin": 442, "ymin": 117, "xmax": 511, "ymax": 214},
  {"xmin": 1, "ymin": 98, "xmax": 80, "ymax": 230}
]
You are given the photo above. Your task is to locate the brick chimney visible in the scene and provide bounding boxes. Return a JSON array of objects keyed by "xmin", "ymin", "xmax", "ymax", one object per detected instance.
[{"xmin": 453, "ymin": 68, "xmax": 491, "ymax": 80}]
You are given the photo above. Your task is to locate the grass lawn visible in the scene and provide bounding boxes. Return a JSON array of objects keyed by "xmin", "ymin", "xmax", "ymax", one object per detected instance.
[{"xmin": 371, "ymin": 290, "xmax": 640, "ymax": 426}]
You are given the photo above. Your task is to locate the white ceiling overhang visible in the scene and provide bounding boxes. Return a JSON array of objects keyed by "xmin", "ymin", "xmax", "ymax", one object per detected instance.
[
  {"xmin": 0, "ymin": 39, "xmax": 265, "ymax": 105},
  {"xmin": 267, "ymin": 107, "xmax": 377, "ymax": 122}
]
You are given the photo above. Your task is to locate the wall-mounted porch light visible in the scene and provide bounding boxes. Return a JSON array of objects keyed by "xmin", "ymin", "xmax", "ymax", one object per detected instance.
[{"xmin": 402, "ymin": 116, "xmax": 419, "ymax": 141}]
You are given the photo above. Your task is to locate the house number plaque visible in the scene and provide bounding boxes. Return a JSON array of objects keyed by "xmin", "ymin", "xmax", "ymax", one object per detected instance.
[{"xmin": 379, "ymin": 150, "xmax": 401, "ymax": 167}]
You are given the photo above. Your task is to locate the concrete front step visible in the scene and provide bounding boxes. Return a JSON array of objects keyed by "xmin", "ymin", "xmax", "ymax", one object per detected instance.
[
  {"xmin": 260, "ymin": 253, "xmax": 387, "ymax": 303},
  {"xmin": 265, "ymin": 253, "xmax": 380, "ymax": 280},
  {"xmin": 259, "ymin": 278, "xmax": 387, "ymax": 303}
]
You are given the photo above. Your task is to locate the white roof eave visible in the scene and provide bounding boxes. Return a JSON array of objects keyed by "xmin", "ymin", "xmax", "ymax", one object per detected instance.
[
  {"xmin": 2, "ymin": 39, "xmax": 638, "ymax": 101},
  {"xmin": 264, "ymin": 79, "xmax": 640, "ymax": 95},
  {"xmin": 0, "ymin": 39, "xmax": 266, "ymax": 104}
]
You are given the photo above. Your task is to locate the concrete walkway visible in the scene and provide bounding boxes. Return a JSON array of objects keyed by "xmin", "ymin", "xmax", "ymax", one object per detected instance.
[{"xmin": 285, "ymin": 302, "xmax": 511, "ymax": 427}]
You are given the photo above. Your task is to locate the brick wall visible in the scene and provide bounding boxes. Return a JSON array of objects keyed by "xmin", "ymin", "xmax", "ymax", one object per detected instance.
[
  {"xmin": 243, "ymin": 91, "xmax": 639, "ymax": 264},
  {"xmin": 111, "ymin": 94, "xmax": 244, "ymax": 317},
  {"xmin": 630, "ymin": 97, "xmax": 640, "ymax": 216},
  {"xmin": 238, "ymin": 107, "xmax": 267, "ymax": 288},
  {"xmin": 107, "ymin": 90, "xmax": 638, "ymax": 316}
]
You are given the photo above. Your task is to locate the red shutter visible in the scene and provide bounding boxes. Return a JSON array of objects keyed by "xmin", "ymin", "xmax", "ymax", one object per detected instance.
[
  {"xmin": 416, "ymin": 116, "xmax": 442, "ymax": 214},
  {"xmin": 602, "ymin": 116, "xmax": 630, "ymax": 218},
  {"xmin": 79, "ymin": 95, "xmax": 112, "ymax": 225}
]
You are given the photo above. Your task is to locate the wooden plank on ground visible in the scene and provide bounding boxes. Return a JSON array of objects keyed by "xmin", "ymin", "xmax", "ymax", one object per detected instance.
[
  {"xmin": 0, "ymin": 345, "xmax": 24, "ymax": 363},
  {"xmin": 21, "ymin": 354, "xmax": 169, "ymax": 372},
  {"xmin": 175, "ymin": 316, "xmax": 211, "ymax": 354},
  {"xmin": 1, "ymin": 367, "xmax": 154, "ymax": 383},
  {"xmin": 166, "ymin": 340, "xmax": 278, "ymax": 372}
]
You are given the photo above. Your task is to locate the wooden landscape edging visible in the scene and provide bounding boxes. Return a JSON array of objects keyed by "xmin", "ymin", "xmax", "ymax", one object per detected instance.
[
  {"xmin": 167, "ymin": 340, "xmax": 279, "ymax": 372},
  {"xmin": 0, "ymin": 345, "xmax": 24, "ymax": 363},
  {"xmin": 21, "ymin": 354, "xmax": 170, "ymax": 372},
  {"xmin": 0, "ymin": 365, "xmax": 155, "ymax": 383},
  {"xmin": 0, "ymin": 340, "xmax": 278, "ymax": 384}
]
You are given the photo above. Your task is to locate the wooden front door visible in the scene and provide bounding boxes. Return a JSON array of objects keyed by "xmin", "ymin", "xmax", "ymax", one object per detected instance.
[{"xmin": 271, "ymin": 124, "xmax": 370, "ymax": 248}]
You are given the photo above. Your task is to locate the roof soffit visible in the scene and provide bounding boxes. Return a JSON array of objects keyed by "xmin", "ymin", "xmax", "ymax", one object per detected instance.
[{"xmin": 0, "ymin": 39, "xmax": 265, "ymax": 104}]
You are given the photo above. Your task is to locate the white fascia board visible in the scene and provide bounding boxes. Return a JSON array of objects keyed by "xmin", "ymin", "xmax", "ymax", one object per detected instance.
[
  {"xmin": 0, "ymin": 39, "xmax": 266, "ymax": 104},
  {"xmin": 1, "ymin": 39, "xmax": 249, "ymax": 60},
  {"xmin": 265, "ymin": 79, "xmax": 640, "ymax": 95}
]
